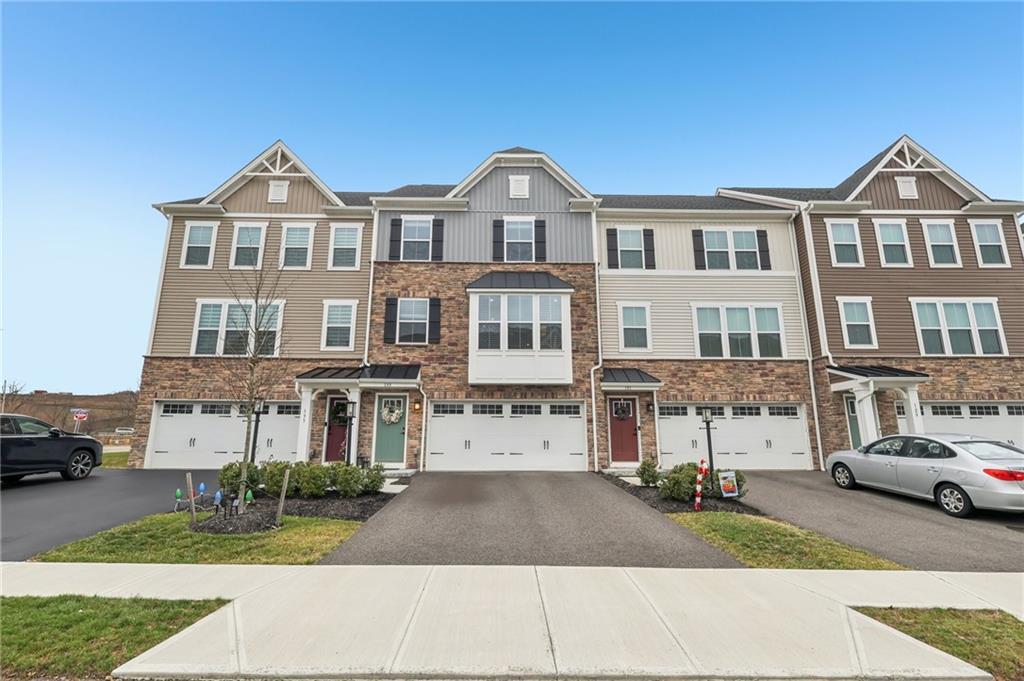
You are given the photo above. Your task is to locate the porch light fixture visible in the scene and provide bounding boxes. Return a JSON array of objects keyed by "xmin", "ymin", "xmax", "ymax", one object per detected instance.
[
  {"xmin": 646, "ymin": 402, "xmax": 655, "ymax": 413},
  {"xmin": 412, "ymin": 399, "xmax": 422, "ymax": 412}
]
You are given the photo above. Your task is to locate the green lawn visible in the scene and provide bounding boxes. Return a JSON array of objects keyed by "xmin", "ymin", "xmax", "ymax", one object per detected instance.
[
  {"xmin": 1, "ymin": 595, "xmax": 225, "ymax": 679},
  {"xmin": 35, "ymin": 512, "xmax": 360, "ymax": 565},
  {"xmin": 101, "ymin": 450, "xmax": 131, "ymax": 468},
  {"xmin": 859, "ymin": 607, "xmax": 1024, "ymax": 681},
  {"xmin": 670, "ymin": 512, "xmax": 904, "ymax": 570}
]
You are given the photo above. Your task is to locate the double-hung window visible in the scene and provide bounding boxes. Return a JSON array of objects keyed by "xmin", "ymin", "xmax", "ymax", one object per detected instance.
[
  {"xmin": 539, "ymin": 295, "xmax": 563, "ymax": 350},
  {"xmin": 193, "ymin": 303, "xmax": 222, "ymax": 355},
  {"xmin": 912, "ymin": 298, "xmax": 1005, "ymax": 356},
  {"xmin": 617, "ymin": 228, "xmax": 645, "ymax": 269},
  {"xmin": 192, "ymin": 299, "xmax": 283, "ymax": 356},
  {"xmin": 837, "ymin": 297, "xmax": 877, "ymax": 349},
  {"xmin": 619, "ymin": 303, "xmax": 651, "ymax": 351},
  {"xmin": 401, "ymin": 217, "xmax": 431, "ymax": 261},
  {"xmin": 505, "ymin": 218, "xmax": 535, "ymax": 262},
  {"xmin": 507, "ymin": 295, "xmax": 533, "ymax": 349},
  {"xmin": 704, "ymin": 230, "xmax": 731, "ymax": 269},
  {"xmin": 477, "ymin": 295, "xmax": 501, "ymax": 350},
  {"xmin": 694, "ymin": 304, "xmax": 784, "ymax": 358},
  {"xmin": 397, "ymin": 298, "xmax": 428, "ymax": 344},
  {"xmin": 969, "ymin": 221, "xmax": 1009, "ymax": 267},
  {"xmin": 280, "ymin": 222, "xmax": 313, "ymax": 269},
  {"xmin": 321, "ymin": 300, "xmax": 357, "ymax": 351},
  {"xmin": 703, "ymin": 229, "xmax": 759, "ymax": 270},
  {"xmin": 873, "ymin": 219, "xmax": 912, "ymax": 267},
  {"xmin": 826, "ymin": 219, "xmax": 863, "ymax": 266},
  {"xmin": 732, "ymin": 230, "xmax": 760, "ymax": 269},
  {"xmin": 329, "ymin": 223, "xmax": 361, "ymax": 269},
  {"xmin": 922, "ymin": 220, "xmax": 961, "ymax": 267},
  {"xmin": 181, "ymin": 222, "xmax": 217, "ymax": 268},
  {"xmin": 231, "ymin": 222, "xmax": 266, "ymax": 269}
]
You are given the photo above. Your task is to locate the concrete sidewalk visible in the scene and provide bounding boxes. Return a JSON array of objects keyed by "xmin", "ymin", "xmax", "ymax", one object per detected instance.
[{"xmin": 4, "ymin": 563, "xmax": 1020, "ymax": 680}]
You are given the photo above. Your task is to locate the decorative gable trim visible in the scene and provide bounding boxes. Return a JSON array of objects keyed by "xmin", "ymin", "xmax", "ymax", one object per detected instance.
[{"xmin": 446, "ymin": 150, "xmax": 593, "ymax": 200}]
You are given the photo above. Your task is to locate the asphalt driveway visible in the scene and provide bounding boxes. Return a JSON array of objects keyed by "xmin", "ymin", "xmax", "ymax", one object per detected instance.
[
  {"xmin": 743, "ymin": 471, "xmax": 1024, "ymax": 572},
  {"xmin": 1, "ymin": 467, "xmax": 219, "ymax": 560},
  {"xmin": 323, "ymin": 472, "xmax": 740, "ymax": 567}
]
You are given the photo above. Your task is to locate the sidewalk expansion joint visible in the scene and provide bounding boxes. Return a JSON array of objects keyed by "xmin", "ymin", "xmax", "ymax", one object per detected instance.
[{"xmin": 533, "ymin": 565, "xmax": 559, "ymax": 676}]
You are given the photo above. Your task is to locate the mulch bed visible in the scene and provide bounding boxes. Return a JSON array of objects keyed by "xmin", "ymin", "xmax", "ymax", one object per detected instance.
[
  {"xmin": 191, "ymin": 508, "xmax": 280, "ymax": 535},
  {"xmin": 190, "ymin": 489, "xmax": 396, "ymax": 534},
  {"xmin": 601, "ymin": 473, "xmax": 762, "ymax": 515}
]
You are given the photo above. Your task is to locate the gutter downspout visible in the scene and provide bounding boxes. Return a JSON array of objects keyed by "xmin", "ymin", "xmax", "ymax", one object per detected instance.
[
  {"xmin": 588, "ymin": 207, "xmax": 604, "ymax": 473},
  {"xmin": 362, "ymin": 205, "xmax": 380, "ymax": 367},
  {"xmin": 417, "ymin": 383, "xmax": 428, "ymax": 472}
]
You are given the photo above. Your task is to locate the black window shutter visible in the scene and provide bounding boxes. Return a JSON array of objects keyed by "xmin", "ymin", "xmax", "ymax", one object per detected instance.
[
  {"xmin": 383, "ymin": 298, "xmax": 398, "ymax": 344},
  {"xmin": 606, "ymin": 228, "xmax": 619, "ymax": 269},
  {"xmin": 431, "ymin": 219, "xmax": 444, "ymax": 262},
  {"xmin": 642, "ymin": 228, "xmax": 656, "ymax": 270},
  {"xmin": 756, "ymin": 229, "xmax": 772, "ymax": 270},
  {"xmin": 492, "ymin": 219, "xmax": 505, "ymax": 262},
  {"xmin": 693, "ymin": 229, "xmax": 706, "ymax": 270},
  {"xmin": 428, "ymin": 298, "xmax": 441, "ymax": 344},
  {"xmin": 535, "ymin": 220, "xmax": 547, "ymax": 262},
  {"xmin": 388, "ymin": 219, "xmax": 402, "ymax": 261}
]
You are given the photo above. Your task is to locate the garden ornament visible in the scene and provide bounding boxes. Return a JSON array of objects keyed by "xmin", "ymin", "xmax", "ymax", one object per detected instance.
[
  {"xmin": 175, "ymin": 488, "xmax": 182, "ymax": 500},
  {"xmin": 198, "ymin": 482, "xmax": 206, "ymax": 495},
  {"xmin": 245, "ymin": 489, "xmax": 255, "ymax": 504}
]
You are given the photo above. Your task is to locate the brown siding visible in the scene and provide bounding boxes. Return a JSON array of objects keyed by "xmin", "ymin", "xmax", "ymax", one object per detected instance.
[
  {"xmin": 220, "ymin": 176, "xmax": 332, "ymax": 214},
  {"xmin": 855, "ymin": 172, "xmax": 965, "ymax": 211},
  {"xmin": 151, "ymin": 215, "xmax": 372, "ymax": 357},
  {"xmin": 811, "ymin": 214, "xmax": 1024, "ymax": 356},
  {"xmin": 793, "ymin": 212, "xmax": 822, "ymax": 357}
]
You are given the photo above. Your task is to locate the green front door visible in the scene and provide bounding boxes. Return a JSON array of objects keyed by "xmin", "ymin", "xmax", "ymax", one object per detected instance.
[
  {"xmin": 374, "ymin": 395, "xmax": 407, "ymax": 464},
  {"xmin": 845, "ymin": 395, "xmax": 862, "ymax": 449}
]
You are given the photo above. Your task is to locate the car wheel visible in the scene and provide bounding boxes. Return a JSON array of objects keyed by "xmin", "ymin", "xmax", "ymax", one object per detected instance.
[
  {"xmin": 61, "ymin": 450, "xmax": 95, "ymax": 480},
  {"xmin": 935, "ymin": 483, "xmax": 973, "ymax": 518},
  {"xmin": 832, "ymin": 463, "xmax": 857, "ymax": 490}
]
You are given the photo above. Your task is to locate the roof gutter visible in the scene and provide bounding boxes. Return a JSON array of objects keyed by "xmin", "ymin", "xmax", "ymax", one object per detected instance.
[{"xmin": 152, "ymin": 202, "xmax": 224, "ymax": 217}]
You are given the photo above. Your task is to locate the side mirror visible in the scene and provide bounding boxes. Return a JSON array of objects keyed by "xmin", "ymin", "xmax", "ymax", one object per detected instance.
[
  {"xmin": 48, "ymin": 428, "xmax": 62, "ymax": 438},
  {"xmin": 857, "ymin": 446, "xmax": 867, "ymax": 454}
]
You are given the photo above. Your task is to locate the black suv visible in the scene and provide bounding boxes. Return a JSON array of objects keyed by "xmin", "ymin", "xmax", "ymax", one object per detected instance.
[{"xmin": 1, "ymin": 414, "xmax": 103, "ymax": 482}]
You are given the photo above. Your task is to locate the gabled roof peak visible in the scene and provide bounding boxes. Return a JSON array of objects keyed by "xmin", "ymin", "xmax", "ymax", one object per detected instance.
[{"xmin": 494, "ymin": 146, "xmax": 543, "ymax": 155}]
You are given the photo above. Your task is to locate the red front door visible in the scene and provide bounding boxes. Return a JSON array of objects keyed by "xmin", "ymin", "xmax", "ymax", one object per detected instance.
[
  {"xmin": 324, "ymin": 398, "xmax": 350, "ymax": 462},
  {"xmin": 609, "ymin": 398, "xmax": 639, "ymax": 462}
]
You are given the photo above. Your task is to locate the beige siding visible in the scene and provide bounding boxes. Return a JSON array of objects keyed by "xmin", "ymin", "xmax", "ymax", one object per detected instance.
[
  {"xmin": 599, "ymin": 272, "xmax": 808, "ymax": 359},
  {"xmin": 855, "ymin": 172, "xmax": 965, "ymax": 211},
  {"xmin": 151, "ymin": 215, "xmax": 372, "ymax": 357},
  {"xmin": 597, "ymin": 219, "xmax": 795, "ymax": 271},
  {"xmin": 220, "ymin": 176, "xmax": 333, "ymax": 214}
]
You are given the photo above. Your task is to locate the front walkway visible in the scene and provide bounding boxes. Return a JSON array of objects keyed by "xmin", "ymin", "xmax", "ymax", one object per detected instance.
[
  {"xmin": 321, "ymin": 472, "xmax": 739, "ymax": 567},
  {"xmin": 4, "ymin": 562, "xmax": 1019, "ymax": 680}
]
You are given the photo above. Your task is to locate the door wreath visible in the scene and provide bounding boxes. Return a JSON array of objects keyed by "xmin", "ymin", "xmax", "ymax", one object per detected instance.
[
  {"xmin": 380, "ymin": 401, "xmax": 405, "ymax": 425},
  {"xmin": 613, "ymin": 402, "xmax": 632, "ymax": 420}
]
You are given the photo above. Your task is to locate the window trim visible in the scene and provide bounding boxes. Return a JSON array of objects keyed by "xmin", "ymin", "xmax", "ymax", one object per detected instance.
[
  {"xmin": 278, "ymin": 221, "xmax": 315, "ymax": 270},
  {"xmin": 921, "ymin": 219, "xmax": 962, "ymax": 268},
  {"xmin": 872, "ymin": 218, "xmax": 913, "ymax": 268},
  {"xmin": 616, "ymin": 226, "xmax": 646, "ymax": 269},
  {"xmin": 700, "ymin": 226, "xmax": 762, "ymax": 271},
  {"xmin": 320, "ymin": 299, "xmax": 358, "ymax": 352},
  {"xmin": 470, "ymin": 292, "xmax": 569, "ymax": 355},
  {"xmin": 503, "ymin": 215, "xmax": 536, "ymax": 263},
  {"xmin": 617, "ymin": 301, "xmax": 652, "ymax": 352},
  {"xmin": 836, "ymin": 296, "xmax": 878, "ymax": 350},
  {"xmin": 180, "ymin": 221, "xmax": 219, "ymax": 269},
  {"xmin": 824, "ymin": 218, "xmax": 864, "ymax": 268},
  {"xmin": 968, "ymin": 219, "xmax": 1010, "ymax": 269},
  {"xmin": 909, "ymin": 296, "xmax": 1008, "ymax": 357},
  {"xmin": 690, "ymin": 302, "xmax": 788, "ymax": 359},
  {"xmin": 399, "ymin": 215, "xmax": 433, "ymax": 262},
  {"xmin": 229, "ymin": 221, "xmax": 268, "ymax": 270},
  {"xmin": 328, "ymin": 222, "xmax": 363, "ymax": 271},
  {"xmin": 190, "ymin": 297, "xmax": 286, "ymax": 357},
  {"xmin": 396, "ymin": 297, "xmax": 430, "ymax": 346},
  {"xmin": 894, "ymin": 176, "xmax": 918, "ymax": 199},
  {"xmin": 508, "ymin": 175, "xmax": 530, "ymax": 199}
]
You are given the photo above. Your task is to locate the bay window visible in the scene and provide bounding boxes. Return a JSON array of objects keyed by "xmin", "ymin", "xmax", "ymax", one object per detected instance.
[
  {"xmin": 695, "ymin": 304, "xmax": 785, "ymax": 358},
  {"xmin": 912, "ymin": 298, "xmax": 1005, "ymax": 356},
  {"xmin": 469, "ymin": 291, "xmax": 572, "ymax": 384}
]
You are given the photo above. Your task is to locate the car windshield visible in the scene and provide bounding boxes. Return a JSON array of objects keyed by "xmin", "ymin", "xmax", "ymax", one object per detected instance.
[{"xmin": 956, "ymin": 440, "xmax": 1024, "ymax": 460}]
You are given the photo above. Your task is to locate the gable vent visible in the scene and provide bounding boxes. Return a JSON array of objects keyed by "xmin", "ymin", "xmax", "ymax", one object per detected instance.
[
  {"xmin": 268, "ymin": 180, "xmax": 290, "ymax": 203},
  {"xmin": 509, "ymin": 175, "xmax": 530, "ymax": 199},
  {"xmin": 895, "ymin": 176, "xmax": 918, "ymax": 200}
]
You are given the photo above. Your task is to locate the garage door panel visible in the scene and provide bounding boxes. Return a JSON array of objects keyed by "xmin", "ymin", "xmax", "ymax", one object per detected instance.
[{"xmin": 907, "ymin": 403, "xmax": 1024, "ymax": 446}]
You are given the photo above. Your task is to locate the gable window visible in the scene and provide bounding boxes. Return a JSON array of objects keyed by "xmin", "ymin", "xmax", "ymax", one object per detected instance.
[
  {"xmin": 509, "ymin": 175, "xmax": 530, "ymax": 199},
  {"xmin": 401, "ymin": 217, "xmax": 432, "ymax": 261},
  {"xmin": 969, "ymin": 221, "xmax": 1009, "ymax": 267},
  {"xmin": 617, "ymin": 228, "xmax": 645, "ymax": 269},
  {"xmin": 619, "ymin": 303, "xmax": 650, "ymax": 351},
  {"xmin": 826, "ymin": 220, "xmax": 863, "ymax": 266},
  {"xmin": 922, "ymin": 220, "xmax": 961, "ymax": 267},
  {"xmin": 873, "ymin": 219, "xmax": 912, "ymax": 267},
  {"xmin": 704, "ymin": 230, "xmax": 730, "ymax": 269},
  {"xmin": 280, "ymin": 223, "xmax": 313, "ymax": 269},
  {"xmin": 267, "ymin": 180, "xmax": 289, "ymax": 203},
  {"xmin": 912, "ymin": 298, "xmax": 1005, "ymax": 356},
  {"xmin": 397, "ymin": 298, "xmax": 428, "ymax": 344},
  {"xmin": 181, "ymin": 222, "xmax": 217, "ymax": 268},
  {"xmin": 837, "ymin": 297, "xmax": 877, "ymax": 349},
  {"xmin": 321, "ymin": 300, "xmax": 357, "ymax": 351},
  {"xmin": 330, "ymin": 223, "xmax": 361, "ymax": 270},
  {"xmin": 505, "ymin": 218, "xmax": 535, "ymax": 262},
  {"xmin": 231, "ymin": 222, "xmax": 266, "ymax": 269},
  {"xmin": 694, "ymin": 305, "xmax": 784, "ymax": 358},
  {"xmin": 192, "ymin": 299, "xmax": 283, "ymax": 357},
  {"xmin": 895, "ymin": 176, "xmax": 918, "ymax": 199}
]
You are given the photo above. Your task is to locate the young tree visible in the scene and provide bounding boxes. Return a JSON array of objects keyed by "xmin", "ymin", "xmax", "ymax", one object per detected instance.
[{"xmin": 0, "ymin": 380, "xmax": 28, "ymax": 414}]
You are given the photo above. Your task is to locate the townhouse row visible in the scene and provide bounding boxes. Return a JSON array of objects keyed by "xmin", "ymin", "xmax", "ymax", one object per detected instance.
[{"xmin": 130, "ymin": 137, "xmax": 1024, "ymax": 472}]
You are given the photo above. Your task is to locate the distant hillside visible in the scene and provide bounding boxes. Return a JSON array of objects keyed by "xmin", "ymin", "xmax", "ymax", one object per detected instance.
[{"xmin": 3, "ymin": 390, "xmax": 137, "ymax": 435}]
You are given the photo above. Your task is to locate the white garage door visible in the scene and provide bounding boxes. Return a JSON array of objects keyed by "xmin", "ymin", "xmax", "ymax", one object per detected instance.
[
  {"xmin": 658, "ymin": 403, "xmax": 812, "ymax": 471},
  {"xmin": 898, "ymin": 402, "xmax": 1023, "ymax": 447},
  {"xmin": 147, "ymin": 401, "xmax": 301, "ymax": 469},
  {"xmin": 427, "ymin": 401, "xmax": 588, "ymax": 471}
]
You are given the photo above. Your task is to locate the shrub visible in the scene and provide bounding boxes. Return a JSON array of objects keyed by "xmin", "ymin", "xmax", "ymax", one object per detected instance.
[
  {"xmin": 292, "ymin": 462, "xmax": 330, "ymax": 498},
  {"xmin": 329, "ymin": 462, "xmax": 365, "ymax": 498},
  {"xmin": 362, "ymin": 463, "xmax": 386, "ymax": 494},
  {"xmin": 659, "ymin": 462, "xmax": 747, "ymax": 501},
  {"xmin": 218, "ymin": 461, "xmax": 262, "ymax": 495},
  {"xmin": 260, "ymin": 460, "xmax": 295, "ymax": 496},
  {"xmin": 636, "ymin": 458, "xmax": 661, "ymax": 487}
]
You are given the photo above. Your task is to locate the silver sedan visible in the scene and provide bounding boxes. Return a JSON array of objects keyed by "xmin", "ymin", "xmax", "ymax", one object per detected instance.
[{"xmin": 825, "ymin": 433, "xmax": 1024, "ymax": 517}]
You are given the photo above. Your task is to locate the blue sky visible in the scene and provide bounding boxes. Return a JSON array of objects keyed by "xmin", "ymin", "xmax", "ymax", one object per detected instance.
[{"xmin": 3, "ymin": 2, "xmax": 1022, "ymax": 394}]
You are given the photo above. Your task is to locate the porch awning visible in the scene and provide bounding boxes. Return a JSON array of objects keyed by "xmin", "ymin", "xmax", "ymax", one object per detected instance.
[
  {"xmin": 600, "ymin": 367, "xmax": 663, "ymax": 391},
  {"xmin": 827, "ymin": 364, "xmax": 930, "ymax": 393},
  {"xmin": 295, "ymin": 364, "xmax": 421, "ymax": 387}
]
